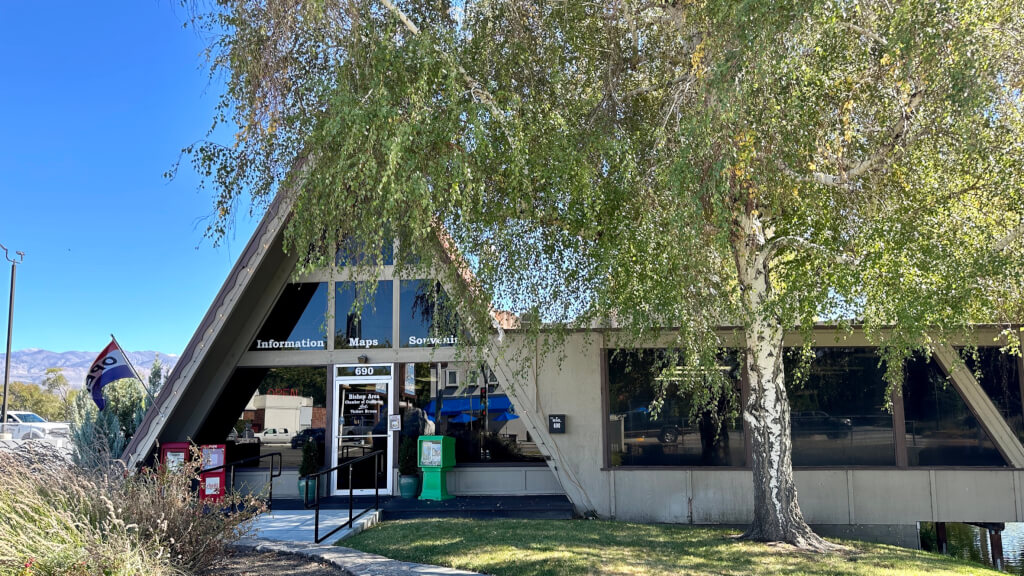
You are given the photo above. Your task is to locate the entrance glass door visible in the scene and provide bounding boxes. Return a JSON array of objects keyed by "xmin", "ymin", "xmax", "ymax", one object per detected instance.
[{"xmin": 333, "ymin": 364, "xmax": 394, "ymax": 495}]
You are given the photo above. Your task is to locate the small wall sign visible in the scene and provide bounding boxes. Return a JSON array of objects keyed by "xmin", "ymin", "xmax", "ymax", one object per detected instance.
[
  {"xmin": 549, "ymin": 414, "xmax": 566, "ymax": 434},
  {"xmin": 389, "ymin": 414, "xmax": 402, "ymax": 431}
]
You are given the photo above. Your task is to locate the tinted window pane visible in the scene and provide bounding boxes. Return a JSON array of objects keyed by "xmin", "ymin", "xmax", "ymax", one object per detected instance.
[
  {"xmin": 399, "ymin": 280, "xmax": 459, "ymax": 348},
  {"xmin": 251, "ymin": 283, "xmax": 327, "ymax": 351},
  {"xmin": 785, "ymin": 348, "xmax": 895, "ymax": 467},
  {"xmin": 222, "ymin": 366, "xmax": 328, "ymax": 471},
  {"xmin": 607, "ymin": 350, "xmax": 744, "ymax": 467},
  {"xmin": 416, "ymin": 363, "xmax": 543, "ymax": 464},
  {"xmin": 904, "ymin": 354, "xmax": 1005, "ymax": 466},
  {"xmin": 335, "ymin": 236, "xmax": 394, "ymax": 266},
  {"xmin": 335, "ymin": 281, "xmax": 393, "ymax": 349},
  {"xmin": 966, "ymin": 348, "xmax": 1023, "ymax": 445}
]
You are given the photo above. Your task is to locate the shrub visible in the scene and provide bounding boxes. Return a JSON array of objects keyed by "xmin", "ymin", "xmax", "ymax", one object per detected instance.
[
  {"xmin": 69, "ymin": 404, "xmax": 125, "ymax": 471},
  {"xmin": 298, "ymin": 438, "xmax": 320, "ymax": 478},
  {"xmin": 398, "ymin": 436, "xmax": 419, "ymax": 476},
  {"xmin": 0, "ymin": 443, "xmax": 266, "ymax": 575}
]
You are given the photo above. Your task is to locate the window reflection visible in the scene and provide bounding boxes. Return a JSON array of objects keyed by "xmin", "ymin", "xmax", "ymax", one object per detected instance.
[
  {"xmin": 904, "ymin": 354, "xmax": 1005, "ymax": 467},
  {"xmin": 413, "ymin": 363, "xmax": 544, "ymax": 464},
  {"xmin": 335, "ymin": 281, "xmax": 393, "ymax": 349},
  {"xmin": 250, "ymin": 283, "xmax": 327, "ymax": 351},
  {"xmin": 335, "ymin": 236, "xmax": 394, "ymax": 266},
  {"xmin": 785, "ymin": 348, "xmax": 895, "ymax": 467},
  {"xmin": 606, "ymin": 350, "xmax": 744, "ymax": 467},
  {"xmin": 399, "ymin": 280, "xmax": 459, "ymax": 348},
  {"xmin": 222, "ymin": 367, "xmax": 328, "ymax": 471},
  {"xmin": 965, "ymin": 348, "xmax": 1023, "ymax": 445}
]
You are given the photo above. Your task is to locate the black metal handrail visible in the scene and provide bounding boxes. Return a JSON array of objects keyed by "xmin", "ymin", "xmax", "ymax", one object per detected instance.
[
  {"xmin": 200, "ymin": 452, "xmax": 283, "ymax": 509},
  {"xmin": 300, "ymin": 450, "xmax": 384, "ymax": 544}
]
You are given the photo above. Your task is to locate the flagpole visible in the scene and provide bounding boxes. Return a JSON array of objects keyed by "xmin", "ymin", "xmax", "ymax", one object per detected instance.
[{"xmin": 110, "ymin": 334, "xmax": 156, "ymax": 405}]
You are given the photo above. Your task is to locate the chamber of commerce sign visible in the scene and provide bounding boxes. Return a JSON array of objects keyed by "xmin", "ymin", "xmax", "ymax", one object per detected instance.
[{"xmin": 342, "ymin": 391, "xmax": 384, "ymax": 416}]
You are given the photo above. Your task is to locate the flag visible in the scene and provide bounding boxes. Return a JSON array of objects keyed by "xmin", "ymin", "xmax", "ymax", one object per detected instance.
[{"xmin": 85, "ymin": 339, "xmax": 136, "ymax": 410}]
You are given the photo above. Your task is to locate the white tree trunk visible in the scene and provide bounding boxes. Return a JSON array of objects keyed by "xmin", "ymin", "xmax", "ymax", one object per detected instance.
[{"xmin": 732, "ymin": 212, "xmax": 839, "ymax": 551}]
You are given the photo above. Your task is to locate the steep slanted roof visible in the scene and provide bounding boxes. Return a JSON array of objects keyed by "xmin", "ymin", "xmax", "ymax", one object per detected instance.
[
  {"xmin": 123, "ymin": 194, "xmax": 517, "ymax": 467},
  {"xmin": 123, "ymin": 193, "xmax": 294, "ymax": 468}
]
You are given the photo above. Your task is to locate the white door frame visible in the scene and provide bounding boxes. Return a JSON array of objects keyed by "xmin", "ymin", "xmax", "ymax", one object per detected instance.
[{"xmin": 332, "ymin": 363, "xmax": 395, "ymax": 496}]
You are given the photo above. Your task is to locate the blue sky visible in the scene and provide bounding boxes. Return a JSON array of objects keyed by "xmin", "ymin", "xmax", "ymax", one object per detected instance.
[{"xmin": 0, "ymin": 1, "xmax": 258, "ymax": 355}]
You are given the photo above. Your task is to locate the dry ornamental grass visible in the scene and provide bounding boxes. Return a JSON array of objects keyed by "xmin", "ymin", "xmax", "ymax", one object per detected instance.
[{"xmin": 0, "ymin": 443, "xmax": 265, "ymax": 576}]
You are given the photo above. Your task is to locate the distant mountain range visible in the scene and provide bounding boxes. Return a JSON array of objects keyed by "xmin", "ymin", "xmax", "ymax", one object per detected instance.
[{"xmin": 0, "ymin": 349, "xmax": 179, "ymax": 388}]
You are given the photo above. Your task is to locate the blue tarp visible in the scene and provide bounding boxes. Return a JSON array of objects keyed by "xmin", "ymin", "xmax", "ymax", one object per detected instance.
[{"xmin": 424, "ymin": 394, "xmax": 512, "ymax": 415}]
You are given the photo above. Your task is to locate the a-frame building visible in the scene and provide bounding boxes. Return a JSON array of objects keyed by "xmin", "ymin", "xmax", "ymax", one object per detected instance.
[{"xmin": 126, "ymin": 192, "xmax": 1024, "ymax": 548}]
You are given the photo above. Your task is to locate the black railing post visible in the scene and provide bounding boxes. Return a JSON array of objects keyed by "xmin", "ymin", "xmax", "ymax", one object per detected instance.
[
  {"xmin": 301, "ymin": 450, "xmax": 383, "ymax": 544},
  {"xmin": 314, "ymin": 472, "xmax": 321, "ymax": 543},
  {"xmin": 348, "ymin": 464, "xmax": 355, "ymax": 528}
]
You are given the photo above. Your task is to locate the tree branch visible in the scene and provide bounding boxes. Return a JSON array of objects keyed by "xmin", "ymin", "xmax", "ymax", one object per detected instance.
[
  {"xmin": 774, "ymin": 161, "xmax": 850, "ymax": 189},
  {"xmin": 837, "ymin": 21, "xmax": 889, "ymax": 46},
  {"xmin": 620, "ymin": 72, "xmax": 695, "ymax": 100},
  {"xmin": 378, "ymin": 0, "xmax": 506, "ymax": 123},
  {"xmin": 776, "ymin": 90, "xmax": 925, "ymax": 188},
  {"xmin": 995, "ymin": 219, "xmax": 1024, "ymax": 251},
  {"xmin": 764, "ymin": 235, "xmax": 857, "ymax": 265},
  {"xmin": 844, "ymin": 90, "xmax": 925, "ymax": 180}
]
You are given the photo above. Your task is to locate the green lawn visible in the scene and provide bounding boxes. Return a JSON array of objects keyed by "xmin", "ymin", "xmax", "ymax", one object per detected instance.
[{"xmin": 340, "ymin": 519, "xmax": 1000, "ymax": 576}]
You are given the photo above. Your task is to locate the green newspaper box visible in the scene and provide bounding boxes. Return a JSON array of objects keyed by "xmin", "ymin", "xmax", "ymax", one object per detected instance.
[{"xmin": 418, "ymin": 435, "xmax": 455, "ymax": 500}]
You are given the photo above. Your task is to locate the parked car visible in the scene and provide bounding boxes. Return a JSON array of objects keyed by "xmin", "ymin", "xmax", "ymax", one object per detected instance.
[
  {"xmin": 3, "ymin": 411, "xmax": 71, "ymax": 440},
  {"xmin": 792, "ymin": 411, "xmax": 853, "ymax": 439},
  {"xmin": 290, "ymin": 427, "xmax": 326, "ymax": 449},
  {"xmin": 616, "ymin": 410, "xmax": 688, "ymax": 444},
  {"xmin": 254, "ymin": 427, "xmax": 292, "ymax": 444}
]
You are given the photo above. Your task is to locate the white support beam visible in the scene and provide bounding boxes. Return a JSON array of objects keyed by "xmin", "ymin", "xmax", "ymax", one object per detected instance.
[
  {"xmin": 487, "ymin": 337, "xmax": 596, "ymax": 515},
  {"xmin": 931, "ymin": 343, "xmax": 1024, "ymax": 468}
]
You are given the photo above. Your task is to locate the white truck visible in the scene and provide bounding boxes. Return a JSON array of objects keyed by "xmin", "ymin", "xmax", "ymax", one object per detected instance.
[
  {"xmin": 254, "ymin": 427, "xmax": 291, "ymax": 444},
  {"xmin": 3, "ymin": 411, "xmax": 72, "ymax": 441}
]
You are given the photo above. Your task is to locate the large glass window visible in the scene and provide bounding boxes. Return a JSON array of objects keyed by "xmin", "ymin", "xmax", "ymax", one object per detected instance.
[
  {"xmin": 966, "ymin": 348, "xmax": 1023, "ymax": 444},
  {"xmin": 904, "ymin": 354, "xmax": 1005, "ymax": 467},
  {"xmin": 335, "ymin": 281, "xmax": 394, "ymax": 349},
  {"xmin": 250, "ymin": 283, "xmax": 328, "ymax": 351},
  {"xmin": 785, "ymin": 348, "xmax": 895, "ymax": 467},
  {"xmin": 223, "ymin": 366, "xmax": 328, "ymax": 471},
  {"xmin": 414, "ymin": 363, "xmax": 544, "ymax": 464},
  {"xmin": 606, "ymin": 350, "xmax": 744, "ymax": 467},
  {"xmin": 606, "ymin": 346, "xmax": 1013, "ymax": 469},
  {"xmin": 399, "ymin": 280, "xmax": 459, "ymax": 348}
]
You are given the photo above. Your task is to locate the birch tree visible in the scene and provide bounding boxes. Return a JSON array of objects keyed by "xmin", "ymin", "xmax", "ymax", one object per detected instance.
[{"xmin": 182, "ymin": 0, "xmax": 1024, "ymax": 550}]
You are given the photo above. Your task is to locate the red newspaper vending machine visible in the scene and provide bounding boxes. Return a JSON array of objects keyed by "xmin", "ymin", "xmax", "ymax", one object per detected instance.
[
  {"xmin": 199, "ymin": 444, "xmax": 227, "ymax": 502},
  {"xmin": 160, "ymin": 442, "xmax": 190, "ymax": 472}
]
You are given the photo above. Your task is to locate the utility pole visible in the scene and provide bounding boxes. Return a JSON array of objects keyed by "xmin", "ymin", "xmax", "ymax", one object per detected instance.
[{"xmin": 0, "ymin": 243, "xmax": 24, "ymax": 439}]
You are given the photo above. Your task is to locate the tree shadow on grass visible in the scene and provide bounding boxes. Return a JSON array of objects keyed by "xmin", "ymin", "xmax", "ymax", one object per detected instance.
[{"xmin": 341, "ymin": 519, "xmax": 1002, "ymax": 576}]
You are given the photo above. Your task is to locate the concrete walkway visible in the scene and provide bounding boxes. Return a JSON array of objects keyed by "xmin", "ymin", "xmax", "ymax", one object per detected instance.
[
  {"xmin": 248, "ymin": 509, "xmax": 371, "ymax": 543},
  {"xmin": 239, "ymin": 508, "xmax": 483, "ymax": 575}
]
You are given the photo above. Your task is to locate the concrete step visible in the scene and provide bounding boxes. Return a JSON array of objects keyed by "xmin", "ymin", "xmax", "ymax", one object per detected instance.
[
  {"xmin": 271, "ymin": 494, "xmax": 575, "ymax": 521},
  {"xmin": 382, "ymin": 495, "xmax": 575, "ymax": 521}
]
